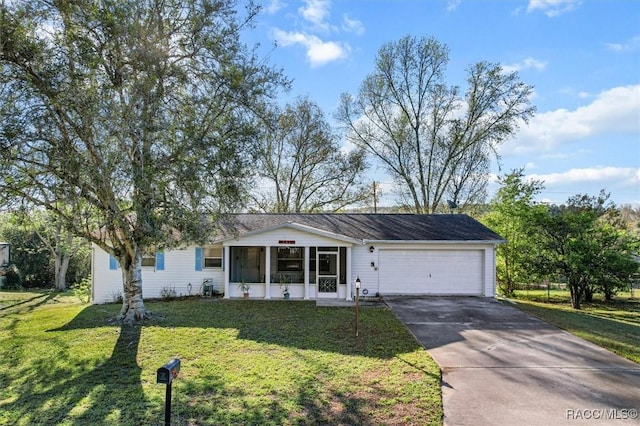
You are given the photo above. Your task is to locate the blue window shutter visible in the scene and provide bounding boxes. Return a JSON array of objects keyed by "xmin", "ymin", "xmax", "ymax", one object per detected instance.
[
  {"xmin": 109, "ymin": 255, "xmax": 118, "ymax": 270},
  {"xmin": 156, "ymin": 252, "xmax": 165, "ymax": 271},
  {"xmin": 195, "ymin": 247, "xmax": 203, "ymax": 271}
]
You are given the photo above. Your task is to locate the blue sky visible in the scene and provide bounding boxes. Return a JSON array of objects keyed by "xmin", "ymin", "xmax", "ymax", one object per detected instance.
[{"xmin": 247, "ymin": 0, "xmax": 640, "ymax": 206}]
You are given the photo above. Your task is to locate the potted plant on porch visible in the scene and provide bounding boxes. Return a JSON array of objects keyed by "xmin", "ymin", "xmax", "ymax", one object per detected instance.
[
  {"xmin": 280, "ymin": 274, "xmax": 291, "ymax": 300},
  {"xmin": 238, "ymin": 281, "xmax": 250, "ymax": 299}
]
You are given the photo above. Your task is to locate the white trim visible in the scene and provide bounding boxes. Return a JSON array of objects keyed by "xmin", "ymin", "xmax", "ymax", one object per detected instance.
[
  {"xmin": 346, "ymin": 246, "xmax": 352, "ymax": 301},
  {"xmin": 265, "ymin": 246, "xmax": 271, "ymax": 299},
  {"xmin": 91, "ymin": 245, "xmax": 96, "ymax": 302},
  {"xmin": 223, "ymin": 246, "xmax": 230, "ymax": 299},
  {"xmin": 304, "ymin": 246, "xmax": 310, "ymax": 300},
  {"xmin": 213, "ymin": 222, "xmax": 361, "ymax": 245},
  {"xmin": 363, "ymin": 239, "xmax": 506, "ymax": 245}
]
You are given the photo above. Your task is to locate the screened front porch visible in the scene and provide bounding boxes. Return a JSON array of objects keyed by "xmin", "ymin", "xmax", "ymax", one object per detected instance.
[{"xmin": 224, "ymin": 245, "xmax": 351, "ymax": 299}]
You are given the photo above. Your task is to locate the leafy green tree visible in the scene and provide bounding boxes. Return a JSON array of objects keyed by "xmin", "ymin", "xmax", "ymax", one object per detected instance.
[
  {"xmin": 252, "ymin": 97, "xmax": 369, "ymax": 212},
  {"xmin": 336, "ymin": 35, "xmax": 535, "ymax": 213},
  {"xmin": 532, "ymin": 192, "xmax": 638, "ymax": 309},
  {"xmin": 584, "ymin": 211, "xmax": 638, "ymax": 301},
  {"xmin": 25, "ymin": 210, "xmax": 90, "ymax": 291},
  {"xmin": 0, "ymin": 211, "xmax": 91, "ymax": 289},
  {"xmin": 481, "ymin": 169, "xmax": 544, "ymax": 296},
  {"xmin": 0, "ymin": 0, "xmax": 287, "ymax": 322},
  {"xmin": 0, "ymin": 214, "xmax": 50, "ymax": 288}
]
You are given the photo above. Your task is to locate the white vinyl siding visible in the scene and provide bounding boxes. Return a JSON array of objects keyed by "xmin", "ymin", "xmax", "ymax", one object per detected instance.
[
  {"xmin": 92, "ymin": 230, "xmax": 497, "ymax": 302},
  {"xmin": 92, "ymin": 244, "xmax": 224, "ymax": 304}
]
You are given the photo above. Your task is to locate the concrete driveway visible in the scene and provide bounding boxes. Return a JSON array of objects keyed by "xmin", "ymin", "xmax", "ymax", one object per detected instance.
[{"xmin": 385, "ymin": 297, "xmax": 640, "ymax": 426}]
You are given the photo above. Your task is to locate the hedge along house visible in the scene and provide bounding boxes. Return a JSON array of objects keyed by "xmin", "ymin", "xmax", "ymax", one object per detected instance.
[{"xmin": 91, "ymin": 214, "xmax": 504, "ymax": 304}]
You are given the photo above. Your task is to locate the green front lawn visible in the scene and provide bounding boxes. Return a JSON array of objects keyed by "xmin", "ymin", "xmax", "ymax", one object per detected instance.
[
  {"xmin": 510, "ymin": 290, "xmax": 640, "ymax": 364},
  {"xmin": 0, "ymin": 291, "xmax": 442, "ymax": 426}
]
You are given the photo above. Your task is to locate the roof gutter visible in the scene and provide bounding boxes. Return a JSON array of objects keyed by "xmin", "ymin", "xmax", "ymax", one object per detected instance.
[{"xmin": 362, "ymin": 239, "xmax": 506, "ymax": 245}]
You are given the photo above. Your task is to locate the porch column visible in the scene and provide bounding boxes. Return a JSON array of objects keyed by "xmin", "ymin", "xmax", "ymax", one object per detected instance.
[
  {"xmin": 223, "ymin": 245, "xmax": 230, "ymax": 299},
  {"xmin": 304, "ymin": 246, "xmax": 310, "ymax": 300},
  {"xmin": 346, "ymin": 246, "xmax": 352, "ymax": 301},
  {"xmin": 264, "ymin": 246, "xmax": 271, "ymax": 299}
]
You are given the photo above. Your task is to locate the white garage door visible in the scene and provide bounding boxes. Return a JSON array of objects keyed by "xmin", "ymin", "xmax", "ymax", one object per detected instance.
[{"xmin": 379, "ymin": 249, "xmax": 484, "ymax": 295}]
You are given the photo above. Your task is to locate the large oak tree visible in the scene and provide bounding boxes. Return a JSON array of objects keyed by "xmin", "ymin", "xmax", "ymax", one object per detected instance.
[
  {"xmin": 0, "ymin": 0, "xmax": 287, "ymax": 322},
  {"xmin": 336, "ymin": 35, "xmax": 536, "ymax": 213}
]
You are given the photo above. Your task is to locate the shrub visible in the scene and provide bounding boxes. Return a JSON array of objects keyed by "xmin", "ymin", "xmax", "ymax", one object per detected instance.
[
  {"xmin": 110, "ymin": 291, "xmax": 123, "ymax": 304},
  {"xmin": 3, "ymin": 269, "xmax": 22, "ymax": 290},
  {"xmin": 160, "ymin": 285, "xmax": 177, "ymax": 300},
  {"xmin": 72, "ymin": 276, "xmax": 92, "ymax": 304}
]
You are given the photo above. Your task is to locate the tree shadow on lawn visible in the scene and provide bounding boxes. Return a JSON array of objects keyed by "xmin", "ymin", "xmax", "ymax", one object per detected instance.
[
  {"xmin": 2, "ymin": 323, "xmax": 149, "ymax": 425},
  {"xmin": 0, "ymin": 292, "xmax": 58, "ymax": 315},
  {"xmin": 2, "ymin": 299, "xmax": 437, "ymax": 425},
  {"xmin": 151, "ymin": 299, "xmax": 427, "ymax": 358}
]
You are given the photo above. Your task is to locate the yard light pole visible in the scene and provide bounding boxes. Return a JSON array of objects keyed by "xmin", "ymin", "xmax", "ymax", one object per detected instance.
[{"xmin": 355, "ymin": 276, "xmax": 361, "ymax": 337}]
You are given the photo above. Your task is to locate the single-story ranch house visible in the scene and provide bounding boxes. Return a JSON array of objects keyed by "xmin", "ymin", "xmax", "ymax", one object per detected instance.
[{"xmin": 91, "ymin": 214, "xmax": 504, "ymax": 304}]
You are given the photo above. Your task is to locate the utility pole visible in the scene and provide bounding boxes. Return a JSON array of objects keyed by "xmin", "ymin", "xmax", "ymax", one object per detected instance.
[{"xmin": 372, "ymin": 181, "xmax": 378, "ymax": 213}]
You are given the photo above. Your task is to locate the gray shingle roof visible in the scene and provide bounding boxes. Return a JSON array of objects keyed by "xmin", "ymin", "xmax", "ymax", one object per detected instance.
[{"xmin": 217, "ymin": 214, "xmax": 503, "ymax": 243}]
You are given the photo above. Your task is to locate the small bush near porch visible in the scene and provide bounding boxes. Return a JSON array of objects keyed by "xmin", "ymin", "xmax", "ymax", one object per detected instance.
[{"xmin": 0, "ymin": 291, "xmax": 442, "ymax": 425}]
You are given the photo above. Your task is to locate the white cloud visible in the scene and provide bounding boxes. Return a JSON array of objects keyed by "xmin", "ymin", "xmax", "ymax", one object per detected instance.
[
  {"xmin": 447, "ymin": 0, "xmax": 462, "ymax": 12},
  {"xmin": 527, "ymin": 167, "xmax": 640, "ymax": 187},
  {"xmin": 538, "ymin": 149, "xmax": 592, "ymax": 160},
  {"xmin": 272, "ymin": 0, "xmax": 360, "ymax": 67},
  {"xmin": 503, "ymin": 85, "xmax": 640, "ymax": 155},
  {"xmin": 342, "ymin": 14, "xmax": 365, "ymax": 35},
  {"xmin": 527, "ymin": 0, "xmax": 581, "ymax": 17},
  {"xmin": 605, "ymin": 35, "xmax": 640, "ymax": 52},
  {"xmin": 503, "ymin": 57, "xmax": 548, "ymax": 73},
  {"xmin": 272, "ymin": 29, "xmax": 349, "ymax": 67},
  {"xmin": 265, "ymin": 0, "xmax": 286, "ymax": 14},
  {"xmin": 557, "ymin": 88, "xmax": 593, "ymax": 100},
  {"xmin": 299, "ymin": 0, "xmax": 332, "ymax": 31}
]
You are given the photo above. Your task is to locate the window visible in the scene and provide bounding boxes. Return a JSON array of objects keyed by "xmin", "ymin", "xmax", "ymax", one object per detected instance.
[
  {"xmin": 141, "ymin": 247, "xmax": 156, "ymax": 267},
  {"xmin": 204, "ymin": 247, "xmax": 222, "ymax": 268},
  {"xmin": 277, "ymin": 247, "xmax": 302, "ymax": 272},
  {"xmin": 230, "ymin": 246, "xmax": 263, "ymax": 282}
]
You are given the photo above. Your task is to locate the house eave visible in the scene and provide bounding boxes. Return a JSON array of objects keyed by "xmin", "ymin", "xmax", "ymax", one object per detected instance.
[
  {"xmin": 363, "ymin": 239, "xmax": 506, "ymax": 246},
  {"xmin": 211, "ymin": 222, "xmax": 361, "ymax": 245}
]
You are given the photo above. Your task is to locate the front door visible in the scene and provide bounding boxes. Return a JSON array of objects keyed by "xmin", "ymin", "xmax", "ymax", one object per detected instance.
[{"xmin": 317, "ymin": 251, "xmax": 338, "ymax": 297}]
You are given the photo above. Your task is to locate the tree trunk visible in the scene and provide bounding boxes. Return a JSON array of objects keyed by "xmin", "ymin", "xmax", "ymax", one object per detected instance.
[
  {"xmin": 36, "ymin": 224, "xmax": 72, "ymax": 291},
  {"xmin": 569, "ymin": 283, "xmax": 582, "ymax": 309},
  {"xmin": 584, "ymin": 285, "xmax": 594, "ymax": 302},
  {"xmin": 54, "ymin": 253, "xmax": 71, "ymax": 291},
  {"xmin": 503, "ymin": 250, "xmax": 515, "ymax": 296},
  {"xmin": 604, "ymin": 286, "xmax": 614, "ymax": 301},
  {"xmin": 118, "ymin": 248, "xmax": 150, "ymax": 324}
]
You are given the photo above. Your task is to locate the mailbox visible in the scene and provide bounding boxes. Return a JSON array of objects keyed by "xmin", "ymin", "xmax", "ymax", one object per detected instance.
[{"xmin": 157, "ymin": 358, "xmax": 180, "ymax": 384}]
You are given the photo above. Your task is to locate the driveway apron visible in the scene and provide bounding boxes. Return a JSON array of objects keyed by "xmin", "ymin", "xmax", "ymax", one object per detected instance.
[{"xmin": 385, "ymin": 297, "xmax": 640, "ymax": 426}]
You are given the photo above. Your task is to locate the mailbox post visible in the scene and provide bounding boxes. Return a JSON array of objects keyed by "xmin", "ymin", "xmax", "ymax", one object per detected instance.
[{"xmin": 157, "ymin": 358, "xmax": 181, "ymax": 426}]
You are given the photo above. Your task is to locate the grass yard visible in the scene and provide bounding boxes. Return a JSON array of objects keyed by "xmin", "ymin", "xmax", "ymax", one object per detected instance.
[
  {"xmin": 509, "ymin": 290, "xmax": 640, "ymax": 364},
  {"xmin": 0, "ymin": 291, "xmax": 442, "ymax": 426}
]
